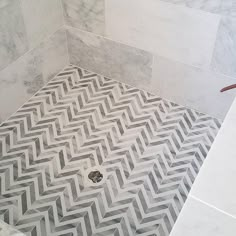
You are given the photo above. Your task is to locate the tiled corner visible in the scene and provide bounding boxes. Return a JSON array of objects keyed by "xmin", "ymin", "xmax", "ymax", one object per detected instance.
[
  {"xmin": 0, "ymin": 28, "xmax": 68, "ymax": 123},
  {"xmin": 190, "ymin": 98, "xmax": 236, "ymax": 217},
  {"xmin": 105, "ymin": 0, "xmax": 220, "ymax": 68},
  {"xmin": 66, "ymin": 27, "xmax": 153, "ymax": 85},
  {"xmin": 20, "ymin": 0, "xmax": 63, "ymax": 49},
  {"xmin": 0, "ymin": 0, "xmax": 28, "ymax": 70},
  {"xmin": 211, "ymin": 17, "xmax": 236, "ymax": 78},
  {"xmin": 151, "ymin": 55, "xmax": 236, "ymax": 119},
  {"xmin": 170, "ymin": 197, "xmax": 236, "ymax": 236},
  {"xmin": 62, "ymin": 0, "xmax": 105, "ymax": 35}
]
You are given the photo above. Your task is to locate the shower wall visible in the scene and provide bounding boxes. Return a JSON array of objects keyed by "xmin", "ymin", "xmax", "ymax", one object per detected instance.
[
  {"xmin": 0, "ymin": 0, "xmax": 68, "ymax": 123},
  {"xmin": 62, "ymin": 0, "xmax": 236, "ymax": 119},
  {"xmin": 1, "ymin": 0, "xmax": 236, "ymax": 122}
]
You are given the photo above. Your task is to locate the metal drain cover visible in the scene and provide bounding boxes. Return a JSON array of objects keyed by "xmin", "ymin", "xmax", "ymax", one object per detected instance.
[
  {"xmin": 88, "ymin": 170, "xmax": 103, "ymax": 183},
  {"xmin": 84, "ymin": 167, "xmax": 107, "ymax": 187}
]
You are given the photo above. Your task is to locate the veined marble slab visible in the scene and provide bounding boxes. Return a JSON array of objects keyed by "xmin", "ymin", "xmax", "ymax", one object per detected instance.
[
  {"xmin": 62, "ymin": 0, "xmax": 105, "ymax": 35},
  {"xmin": 105, "ymin": 0, "xmax": 220, "ymax": 68}
]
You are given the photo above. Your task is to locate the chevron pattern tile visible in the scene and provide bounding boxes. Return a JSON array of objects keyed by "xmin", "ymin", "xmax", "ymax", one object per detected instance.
[{"xmin": 0, "ymin": 65, "xmax": 221, "ymax": 236}]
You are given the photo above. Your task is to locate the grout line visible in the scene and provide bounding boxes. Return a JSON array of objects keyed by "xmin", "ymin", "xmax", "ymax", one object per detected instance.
[
  {"xmin": 64, "ymin": 27, "xmax": 71, "ymax": 65},
  {"xmin": 190, "ymin": 195, "xmax": 236, "ymax": 220}
]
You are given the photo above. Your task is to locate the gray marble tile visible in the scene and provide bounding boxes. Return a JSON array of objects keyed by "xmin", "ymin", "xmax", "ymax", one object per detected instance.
[
  {"xmin": 211, "ymin": 17, "xmax": 236, "ymax": 78},
  {"xmin": 0, "ymin": 0, "xmax": 28, "ymax": 70},
  {"xmin": 170, "ymin": 197, "xmax": 236, "ymax": 236},
  {"xmin": 0, "ymin": 28, "xmax": 68, "ymax": 123},
  {"xmin": 62, "ymin": 0, "xmax": 105, "ymax": 35},
  {"xmin": 151, "ymin": 55, "xmax": 236, "ymax": 119},
  {"xmin": 67, "ymin": 27, "xmax": 153, "ymax": 85},
  {"xmin": 20, "ymin": 0, "xmax": 63, "ymax": 49}
]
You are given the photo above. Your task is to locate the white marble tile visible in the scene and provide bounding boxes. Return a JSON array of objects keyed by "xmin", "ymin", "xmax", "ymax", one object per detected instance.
[
  {"xmin": 170, "ymin": 197, "xmax": 236, "ymax": 236},
  {"xmin": 211, "ymin": 17, "xmax": 236, "ymax": 78},
  {"xmin": 62, "ymin": 0, "xmax": 105, "ymax": 35},
  {"xmin": 0, "ymin": 29, "xmax": 68, "ymax": 123},
  {"xmin": 67, "ymin": 27, "xmax": 153, "ymax": 85},
  {"xmin": 150, "ymin": 55, "xmax": 236, "ymax": 119},
  {"xmin": 105, "ymin": 0, "xmax": 220, "ymax": 68},
  {"xmin": 0, "ymin": 0, "xmax": 28, "ymax": 70},
  {"xmin": 20, "ymin": 0, "xmax": 63, "ymax": 49},
  {"xmin": 190, "ymin": 97, "xmax": 236, "ymax": 216}
]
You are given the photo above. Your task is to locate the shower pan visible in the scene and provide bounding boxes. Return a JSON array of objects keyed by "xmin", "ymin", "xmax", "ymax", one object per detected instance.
[{"xmin": 0, "ymin": 65, "xmax": 220, "ymax": 236}]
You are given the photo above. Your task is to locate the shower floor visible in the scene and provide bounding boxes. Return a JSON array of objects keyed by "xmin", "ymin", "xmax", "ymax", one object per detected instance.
[{"xmin": 0, "ymin": 65, "xmax": 221, "ymax": 236}]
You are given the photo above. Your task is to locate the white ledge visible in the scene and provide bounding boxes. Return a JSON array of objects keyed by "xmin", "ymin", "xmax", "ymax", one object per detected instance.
[{"xmin": 170, "ymin": 97, "xmax": 236, "ymax": 235}]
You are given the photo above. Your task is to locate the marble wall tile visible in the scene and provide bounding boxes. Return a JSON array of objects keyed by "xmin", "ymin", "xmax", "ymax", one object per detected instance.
[
  {"xmin": 211, "ymin": 17, "xmax": 236, "ymax": 78},
  {"xmin": 151, "ymin": 55, "xmax": 236, "ymax": 119},
  {"xmin": 105, "ymin": 0, "xmax": 220, "ymax": 68},
  {"xmin": 62, "ymin": 0, "xmax": 105, "ymax": 35},
  {"xmin": 20, "ymin": 0, "xmax": 63, "ymax": 49},
  {"xmin": 66, "ymin": 27, "xmax": 153, "ymax": 85},
  {"xmin": 170, "ymin": 197, "xmax": 236, "ymax": 236},
  {"xmin": 0, "ymin": 28, "xmax": 68, "ymax": 123},
  {"xmin": 0, "ymin": 0, "xmax": 28, "ymax": 70}
]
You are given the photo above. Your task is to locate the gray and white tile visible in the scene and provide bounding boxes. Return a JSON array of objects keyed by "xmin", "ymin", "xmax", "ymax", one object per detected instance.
[
  {"xmin": 170, "ymin": 197, "xmax": 236, "ymax": 236},
  {"xmin": 20, "ymin": 0, "xmax": 63, "ymax": 49},
  {"xmin": 67, "ymin": 27, "xmax": 153, "ymax": 85},
  {"xmin": 0, "ymin": 29, "xmax": 68, "ymax": 123},
  {"xmin": 211, "ymin": 17, "xmax": 236, "ymax": 78},
  {"xmin": 62, "ymin": 0, "xmax": 105, "ymax": 35},
  {"xmin": 0, "ymin": 0, "xmax": 28, "ymax": 70},
  {"xmin": 151, "ymin": 55, "xmax": 236, "ymax": 120},
  {"xmin": 105, "ymin": 0, "xmax": 220, "ymax": 68},
  {"xmin": 0, "ymin": 65, "xmax": 221, "ymax": 235}
]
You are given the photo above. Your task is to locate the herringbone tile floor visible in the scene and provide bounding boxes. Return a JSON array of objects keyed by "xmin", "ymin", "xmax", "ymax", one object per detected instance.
[{"xmin": 0, "ymin": 65, "xmax": 221, "ymax": 236}]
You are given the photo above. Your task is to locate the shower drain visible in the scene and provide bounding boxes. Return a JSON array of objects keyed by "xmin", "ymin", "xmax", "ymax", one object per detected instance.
[
  {"xmin": 88, "ymin": 170, "xmax": 103, "ymax": 183},
  {"xmin": 84, "ymin": 167, "xmax": 107, "ymax": 187}
]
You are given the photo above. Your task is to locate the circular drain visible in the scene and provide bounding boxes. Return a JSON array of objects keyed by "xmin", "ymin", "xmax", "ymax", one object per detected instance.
[
  {"xmin": 84, "ymin": 167, "xmax": 106, "ymax": 187},
  {"xmin": 88, "ymin": 170, "xmax": 103, "ymax": 183}
]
